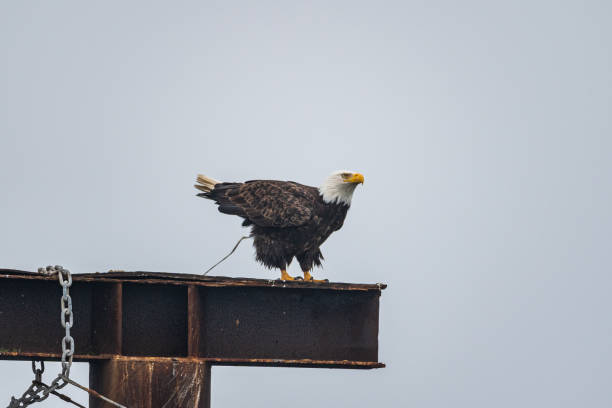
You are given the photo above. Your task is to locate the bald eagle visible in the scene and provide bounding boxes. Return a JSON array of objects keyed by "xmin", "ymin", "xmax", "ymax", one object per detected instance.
[{"xmin": 194, "ymin": 170, "xmax": 364, "ymax": 282}]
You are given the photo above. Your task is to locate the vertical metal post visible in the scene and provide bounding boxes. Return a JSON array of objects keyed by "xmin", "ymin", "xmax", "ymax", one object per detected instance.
[
  {"xmin": 89, "ymin": 357, "xmax": 211, "ymax": 408},
  {"xmin": 188, "ymin": 285, "xmax": 203, "ymax": 357},
  {"xmin": 89, "ymin": 283, "xmax": 211, "ymax": 407}
]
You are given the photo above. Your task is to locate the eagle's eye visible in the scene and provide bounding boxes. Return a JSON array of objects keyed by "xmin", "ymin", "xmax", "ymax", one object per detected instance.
[{"xmin": 341, "ymin": 172, "xmax": 352, "ymax": 179}]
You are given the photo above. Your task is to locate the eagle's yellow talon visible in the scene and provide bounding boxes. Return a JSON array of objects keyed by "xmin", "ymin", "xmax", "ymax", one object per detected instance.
[
  {"xmin": 303, "ymin": 270, "xmax": 328, "ymax": 283},
  {"xmin": 280, "ymin": 269, "xmax": 297, "ymax": 281}
]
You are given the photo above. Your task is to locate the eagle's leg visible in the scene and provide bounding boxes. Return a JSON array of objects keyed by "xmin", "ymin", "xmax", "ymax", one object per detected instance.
[
  {"xmin": 280, "ymin": 269, "xmax": 298, "ymax": 281},
  {"xmin": 303, "ymin": 270, "xmax": 329, "ymax": 283}
]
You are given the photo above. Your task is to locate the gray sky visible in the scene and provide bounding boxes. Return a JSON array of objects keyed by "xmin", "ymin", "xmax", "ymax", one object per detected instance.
[{"xmin": 1, "ymin": 1, "xmax": 611, "ymax": 407}]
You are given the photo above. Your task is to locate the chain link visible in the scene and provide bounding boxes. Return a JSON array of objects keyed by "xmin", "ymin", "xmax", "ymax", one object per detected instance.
[
  {"xmin": 7, "ymin": 266, "xmax": 73, "ymax": 407},
  {"xmin": 58, "ymin": 266, "xmax": 74, "ymax": 379},
  {"xmin": 32, "ymin": 361, "xmax": 44, "ymax": 383}
]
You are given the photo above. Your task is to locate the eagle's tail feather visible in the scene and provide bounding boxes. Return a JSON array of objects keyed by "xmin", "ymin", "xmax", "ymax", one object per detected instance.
[{"xmin": 194, "ymin": 174, "xmax": 220, "ymax": 194}]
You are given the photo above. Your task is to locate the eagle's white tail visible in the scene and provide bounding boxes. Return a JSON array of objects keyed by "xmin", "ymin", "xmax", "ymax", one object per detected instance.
[{"xmin": 194, "ymin": 174, "xmax": 220, "ymax": 193}]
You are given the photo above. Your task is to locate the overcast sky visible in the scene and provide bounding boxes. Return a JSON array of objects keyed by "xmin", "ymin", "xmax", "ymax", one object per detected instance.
[{"xmin": 1, "ymin": 1, "xmax": 611, "ymax": 407}]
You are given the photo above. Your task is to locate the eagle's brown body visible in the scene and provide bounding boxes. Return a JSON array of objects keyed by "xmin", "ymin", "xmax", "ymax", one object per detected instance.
[{"xmin": 198, "ymin": 179, "xmax": 349, "ymax": 272}]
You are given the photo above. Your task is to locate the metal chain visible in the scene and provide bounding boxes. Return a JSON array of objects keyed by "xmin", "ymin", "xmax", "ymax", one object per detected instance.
[
  {"xmin": 7, "ymin": 266, "xmax": 73, "ymax": 407},
  {"xmin": 57, "ymin": 265, "xmax": 74, "ymax": 381},
  {"xmin": 6, "ymin": 362, "xmax": 48, "ymax": 407},
  {"xmin": 7, "ymin": 265, "xmax": 126, "ymax": 408},
  {"xmin": 8, "ymin": 361, "xmax": 85, "ymax": 408}
]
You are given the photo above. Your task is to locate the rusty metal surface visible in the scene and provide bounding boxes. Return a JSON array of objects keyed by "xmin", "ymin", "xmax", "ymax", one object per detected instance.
[
  {"xmin": 0, "ymin": 352, "xmax": 384, "ymax": 369},
  {"xmin": 0, "ymin": 279, "xmax": 95, "ymax": 355},
  {"xmin": 188, "ymin": 285, "xmax": 203, "ymax": 357},
  {"xmin": 122, "ymin": 283, "xmax": 188, "ymax": 357},
  {"xmin": 0, "ymin": 269, "xmax": 387, "ymax": 291},
  {"xmin": 92, "ymin": 283, "xmax": 122, "ymax": 355},
  {"xmin": 199, "ymin": 286, "xmax": 380, "ymax": 361},
  {"xmin": 90, "ymin": 357, "xmax": 210, "ymax": 408},
  {"xmin": 0, "ymin": 268, "xmax": 385, "ymax": 369}
]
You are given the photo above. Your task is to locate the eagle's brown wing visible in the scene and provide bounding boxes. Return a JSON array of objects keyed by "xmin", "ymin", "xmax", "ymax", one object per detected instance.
[{"xmin": 208, "ymin": 180, "xmax": 319, "ymax": 228}]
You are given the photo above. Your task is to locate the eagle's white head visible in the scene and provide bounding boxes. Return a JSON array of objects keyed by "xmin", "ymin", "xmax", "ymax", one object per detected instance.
[{"xmin": 319, "ymin": 170, "xmax": 364, "ymax": 205}]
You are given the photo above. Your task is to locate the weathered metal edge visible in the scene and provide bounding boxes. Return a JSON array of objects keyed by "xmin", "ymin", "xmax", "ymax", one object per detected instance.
[
  {"xmin": 0, "ymin": 352, "xmax": 385, "ymax": 369},
  {"xmin": 0, "ymin": 269, "xmax": 387, "ymax": 292}
]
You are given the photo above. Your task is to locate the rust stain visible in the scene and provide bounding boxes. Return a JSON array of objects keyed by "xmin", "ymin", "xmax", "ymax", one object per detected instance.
[
  {"xmin": 0, "ymin": 269, "xmax": 387, "ymax": 292},
  {"xmin": 0, "ymin": 352, "xmax": 384, "ymax": 368}
]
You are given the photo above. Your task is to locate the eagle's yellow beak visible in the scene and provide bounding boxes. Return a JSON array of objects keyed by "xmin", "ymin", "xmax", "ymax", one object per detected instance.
[{"xmin": 344, "ymin": 173, "xmax": 365, "ymax": 184}]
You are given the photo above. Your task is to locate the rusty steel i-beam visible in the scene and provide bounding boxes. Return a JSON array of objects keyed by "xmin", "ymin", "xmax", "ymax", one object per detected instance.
[{"xmin": 0, "ymin": 269, "xmax": 385, "ymax": 407}]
